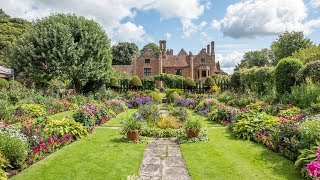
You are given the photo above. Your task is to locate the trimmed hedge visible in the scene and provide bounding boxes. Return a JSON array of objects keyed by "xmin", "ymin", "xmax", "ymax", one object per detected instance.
[
  {"xmin": 275, "ymin": 58, "xmax": 303, "ymax": 96},
  {"xmin": 167, "ymin": 91, "xmax": 180, "ymax": 103},
  {"xmin": 110, "ymin": 77, "xmax": 118, "ymax": 87},
  {"xmin": 149, "ymin": 92, "xmax": 162, "ymax": 103},
  {"xmin": 299, "ymin": 61, "xmax": 320, "ymax": 83},
  {"xmin": 129, "ymin": 76, "xmax": 142, "ymax": 88},
  {"xmin": 204, "ymin": 76, "xmax": 216, "ymax": 87},
  {"xmin": 183, "ymin": 77, "xmax": 195, "ymax": 89},
  {"xmin": 154, "ymin": 73, "xmax": 184, "ymax": 88}
]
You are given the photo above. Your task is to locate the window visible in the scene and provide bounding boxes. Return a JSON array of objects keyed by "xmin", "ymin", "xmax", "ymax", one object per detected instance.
[
  {"xmin": 145, "ymin": 59, "xmax": 150, "ymax": 64},
  {"xmin": 202, "ymin": 70, "xmax": 207, "ymax": 78},
  {"xmin": 175, "ymin": 69, "xmax": 182, "ymax": 76},
  {"xmin": 144, "ymin": 68, "xmax": 151, "ymax": 76},
  {"xmin": 163, "ymin": 69, "xmax": 166, "ymax": 73},
  {"xmin": 201, "ymin": 58, "xmax": 205, "ymax": 65}
]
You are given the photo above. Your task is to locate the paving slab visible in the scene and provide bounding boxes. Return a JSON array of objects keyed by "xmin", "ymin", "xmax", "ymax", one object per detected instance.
[{"xmin": 139, "ymin": 138, "xmax": 190, "ymax": 180}]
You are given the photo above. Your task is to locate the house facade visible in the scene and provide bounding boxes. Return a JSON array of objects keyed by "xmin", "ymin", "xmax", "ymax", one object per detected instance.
[{"xmin": 113, "ymin": 40, "xmax": 221, "ymax": 81}]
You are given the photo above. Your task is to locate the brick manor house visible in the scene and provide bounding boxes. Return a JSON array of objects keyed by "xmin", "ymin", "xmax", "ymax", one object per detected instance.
[{"xmin": 113, "ymin": 40, "xmax": 221, "ymax": 80}]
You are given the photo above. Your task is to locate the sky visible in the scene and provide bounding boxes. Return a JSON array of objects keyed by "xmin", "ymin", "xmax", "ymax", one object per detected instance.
[{"xmin": 1, "ymin": 0, "xmax": 320, "ymax": 74}]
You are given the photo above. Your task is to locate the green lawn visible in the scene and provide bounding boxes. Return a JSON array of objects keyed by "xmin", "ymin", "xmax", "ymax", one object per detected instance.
[
  {"xmin": 180, "ymin": 128, "xmax": 303, "ymax": 180},
  {"xmin": 103, "ymin": 109, "xmax": 137, "ymax": 127},
  {"xmin": 12, "ymin": 128, "xmax": 146, "ymax": 180},
  {"xmin": 49, "ymin": 111, "xmax": 74, "ymax": 121}
]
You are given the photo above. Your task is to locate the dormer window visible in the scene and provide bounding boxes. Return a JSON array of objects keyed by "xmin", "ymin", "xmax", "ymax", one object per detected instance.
[{"xmin": 145, "ymin": 59, "xmax": 150, "ymax": 64}]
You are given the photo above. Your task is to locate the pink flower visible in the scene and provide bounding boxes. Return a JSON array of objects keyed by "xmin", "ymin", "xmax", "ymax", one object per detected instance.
[
  {"xmin": 306, "ymin": 161, "xmax": 320, "ymax": 177},
  {"xmin": 318, "ymin": 148, "xmax": 320, "ymax": 162}
]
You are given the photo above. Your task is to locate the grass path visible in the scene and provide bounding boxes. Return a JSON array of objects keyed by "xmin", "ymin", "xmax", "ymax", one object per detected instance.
[
  {"xmin": 12, "ymin": 128, "xmax": 146, "ymax": 180},
  {"xmin": 102, "ymin": 109, "xmax": 137, "ymax": 127},
  {"xmin": 180, "ymin": 127, "xmax": 303, "ymax": 180},
  {"xmin": 48, "ymin": 111, "xmax": 74, "ymax": 121}
]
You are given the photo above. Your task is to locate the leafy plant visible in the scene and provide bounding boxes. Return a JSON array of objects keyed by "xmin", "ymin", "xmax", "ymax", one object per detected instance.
[
  {"xmin": 149, "ymin": 92, "xmax": 162, "ymax": 103},
  {"xmin": 0, "ymin": 78, "xmax": 9, "ymax": 89},
  {"xmin": 45, "ymin": 118, "xmax": 88, "ymax": 140},
  {"xmin": 295, "ymin": 143, "xmax": 319, "ymax": 179},
  {"xmin": 16, "ymin": 104, "xmax": 46, "ymax": 118},
  {"xmin": 0, "ymin": 152, "xmax": 9, "ymax": 180},
  {"xmin": 184, "ymin": 117, "xmax": 203, "ymax": 131},
  {"xmin": 120, "ymin": 113, "xmax": 144, "ymax": 133},
  {"xmin": 183, "ymin": 77, "xmax": 195, "ymax": 89},
  {"xmin": 129, "ymin": 76, "xmax": 143, "ymax": 88},
  {"xmin": 299, "ymin": 119, "xmax": 320, "ymax": 148},
  {"xmin": 157, "ymin": 116, "xmax": 181, "ymax": 129}
]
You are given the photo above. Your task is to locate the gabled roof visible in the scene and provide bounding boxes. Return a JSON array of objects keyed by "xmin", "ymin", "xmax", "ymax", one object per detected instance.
[{"xmin": 178, "ymin": 48, "xmax": 188, "ymax": 56}]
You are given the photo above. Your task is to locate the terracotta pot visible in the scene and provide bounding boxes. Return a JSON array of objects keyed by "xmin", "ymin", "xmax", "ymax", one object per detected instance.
[
  {"xmin": 186, "ymin": 130, "xmax": 200, "ymax": 138},
  {"xmin": 127, "ymin": 131, "xmax": 141, "ymax": 141}
]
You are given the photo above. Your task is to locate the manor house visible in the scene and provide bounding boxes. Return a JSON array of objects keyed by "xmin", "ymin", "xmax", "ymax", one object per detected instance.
[{"xmin": 113, "ymin": 40, "xmax": 221, "ymax": 80}]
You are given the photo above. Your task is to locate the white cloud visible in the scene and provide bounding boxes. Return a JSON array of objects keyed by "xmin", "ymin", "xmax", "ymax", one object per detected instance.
[
  {"xmin": 165, "ymin": 32, "xmax": 172, "ymax": 40},
  {"xmin": 216, "ymin": 51, "xmax": 245, "ymax": 74},
  {"xmin": 310, "ymin": 0, "xmax": 320, "ymax": 8},
  {"xmin": 212, "ymin": 0, "xmax": 320, "ymax": 38},
  {"xmin": 113, "ymin": 22, "xmax": 149, "ymax": 42}
]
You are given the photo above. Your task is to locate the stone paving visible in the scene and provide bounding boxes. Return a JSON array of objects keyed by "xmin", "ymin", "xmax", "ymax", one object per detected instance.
[{"xmin": 139, "ymin": 138, "xmax": 190, "ymax": 180}]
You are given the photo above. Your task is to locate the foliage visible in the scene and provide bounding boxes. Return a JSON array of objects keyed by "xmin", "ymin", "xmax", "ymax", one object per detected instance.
[
  {"xmin": 149, "ymin": 92, "xmax": 162, "ymax": 103},
  {"xmin": 0, "ymin": 152, "xmax": 9, "ymax": 180},
  {"xmin": 295, "ymin": 143, "xmax": 319, "ymax": 178},
  {"xmin": 236, "ymin": 49, "xmax": 271, "ymax": 69},
  {"xmin": 292, "ymin": 45, "xmax": 320, "ymax": 63},
  {"xmin": 165, "ymin": 88, "xmax": 184, "ymax": 96},
  {"xmin": 274, "ymin": 58, "xmax": 303, "ymax": 96},
  {"xmin": 184, "ymin": 117, "xmax": 203, "ymax": 131},
  {"xmin": 282, "ymin": 82, "xmax": 320, "ymax": 109},
  {"xmin": 11, "ymin": 13, "xmax": 112, "ymax": 92},
  {"xmin": 137, "ymin": 104, "xmax": 159, "ymax": 123},
  {"xmin": 0, "ymin": 132, "xmax": 27, "ymax": 169},
  {"xmin": 174, "ymin": 97, "xmax": 196, "ymax": 109},
  {"xmin": 120, "ymin": 113, "xmax": 144, "ymax": 133},
  {"xmin": 253, "ymin": 67, "xmax": 274, "ymax": 94},
  {"xmin": 230, "ymin": 71, "xmax": 242, "ymax": 91},
  {"xmin": 45, "ymin": 118, "xmax": 88, "ymax": 140},
  {"xmin": 16, "ymin": 104, "xmax": 46, "ymax": 118},
  {"xmin": 299, "ymin": 119, "xmax": 320, "ymax": 148},
  {"xmin": 0, "ymin": 9, "xmax": 31, "ymax": 65},
  {"xmin": 230, "ymin": 112, "xmax": 277, "ymax": 140},
  {"xmin": 142, "ymin": 127, "xmax": 184, "ymax": 138},
  {"xmin": 168, "ymin": 106, "xmax": 190, "ymax": 122},
  {"xmin": 203, "ymin": 76, "xmax": 215, "ymax": 87},
  {"xmin": 278, "ymin": 106, "xmax": 302, "ymax": 118},
  {"xmin": 271, "ymin": 31, "xmax": 314, "ymax": 65},
  {"xmin": 129, "ymin": 76, "xmax": 143, "ymax": 88},
  {"xmin": 299, "ymin": 61, "xmax": 320, "ymax": 83},
  {"xmin": 0, "ymin": 78, "xmax": 9, "ymax": 89},
  {"xmin": 110, "ymin": 77, "xmax": 118, "ymax": 87},
  {"xmin": 141, "ymin": 43, "xmax": 159, "ymax": 57},
  {"xmin": 156, "ymin": 116, "xmax": 181, "ymax": 129},
  {"xmin": 73, "ymin": 103, "xmax": 97, "ymax": 132},
  {"xmin": 209, "ymin": 105, "xmax": 239, "ymax": 125},
  {"xmin": 126, "ymin": 95, "xmax": 153, "ymax": 108},
  {"xmin": 154, "ymin": 73, "xmax": 184, "ymax": 89},
  {"xmin": 183, "ymin": 77, "xmax": 195, "ymax": 89},
  {"xmin": 141, "ymin": 78, "xmax": 155, "ymax": 90},
  {"xmin": 167, "ymin": 91, "xmax": 180, "ymax": 103},
  {"xmin": 196, "ymin": 98, "xmax": 219, "ymax": 116},
  {"xmin": 111, "ymin": 42, "xmax": 139, "ymax": 65}
]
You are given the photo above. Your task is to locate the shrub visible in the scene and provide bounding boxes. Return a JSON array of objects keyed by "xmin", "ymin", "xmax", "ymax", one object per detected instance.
[
  {"xmin": 0, "ymin": 152, "xmax": 9, "ymax": 180},
  {"xmin": 275, "ymin": 58, "xmax": 303, "ymax": 96},
  {"xmin": 0, "ymin": 133, "xmax": 28, "ymax": 169},
  {"xmin": 168, "ymin": 106, "xmax": 190, "ymax": 121},
  {"xmin": 165, "ymin": 89, "xmax": 184, "ymax": 96},
  {"xmin": 154, "ymin": 73, "xmax": 184, "ymax": 88},
  {"xmin": 183, "ymin": 77, "xmax": 195, "ymax": 89},
  {"xmin": 253, "ymin": 67, "xmax": 274, "ymax": 95},
  {"xmin": 138, "ymin": 104, "xmax": 159, "ymax": 123},
  {"xmin": 209, "ymin": 105, "xmax": 239, "ymax": 125},
  {"xmin": 167, "ymin": 91, "xmax": 180, "ymax": 103},
  {"xmin": 299, "ymin": 61, "xmax": 320, "ymax": 83},
  {"xmin": 184, "ymin": 117, "xmax": 203, "ymax": 131},
  {"xmin": 203, "ymin": 76, "xmax": 215, "ymax": 87},
  {"xmin": 230, "ymin": 70, "xmax": 242, "ymax": 91},
  {"xmin": 129, "ymin": 76, "xmax": 142, "ymax": 88},
  {"xmin": 73, "ymin": 103, "xmax": 97, "ymax": 132},
  {"xmin": 299, "ymin": 119, "xmax": 320, "ymax": 147},
  {"xmin": 110, "ymin": 77, "xmax": 118, "ymax": 87},
  {"xmin": 157, "ymin": 116, "xmax": 181, "ymax": 129},
  {"xmin": 120, "ymin": 113, "xmax": 144, "ymax": 133},
  {"xmin": 142, "ymin": 127, "xmax": 184, "ymax": 137},
  {"xmin": 295, "ymin": 143, "xmax": 319, "ymax": 178},
  {"xmin": 126, "ymin": 95, "xmax": 153, "ymax": 108},
  {"xmin": 278, "ymin": 106, "xmax": 302, "ymax": 118},
  {"xmin": 149, "ymin": 92, "xmax": 162, "ymax": 103},
  {"xmin": 45, "ymin": 118, "xmax": 88, "ymax": 140},
  {"xmin": 230, "ymin": 112, "xmax": 277, "ymax": 140},
  {"xmin": 141, "ymin": 78, "xmax": 155, "ymax": 90},
  {"xmin": 282, "ymin": 82, "xmax": 320, "ymax": 109},
  {"xmin": 16, "ymin": 104, "xmax": 46, "ymax": 118},
  {"xmin": 9, "ymin": 80, "xmax": 24, "ymax": 89},
  {"xmin": 0, "ymin": 78, "xmax": 9, "ymax": 89}
]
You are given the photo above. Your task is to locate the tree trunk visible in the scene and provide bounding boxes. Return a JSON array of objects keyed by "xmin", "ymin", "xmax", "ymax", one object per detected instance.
[{"xmin": 73, "ymin": 78, "xmax": 82, "ymax": 93}]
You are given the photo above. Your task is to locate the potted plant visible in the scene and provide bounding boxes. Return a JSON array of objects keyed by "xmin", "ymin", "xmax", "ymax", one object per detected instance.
[
  {"xmin": 184, "ymin": 118, "xmax": 203, "ymax": 138},
  {"xmin": 121, "ymin": 113, "xmax": 144, "ymax": 141}
]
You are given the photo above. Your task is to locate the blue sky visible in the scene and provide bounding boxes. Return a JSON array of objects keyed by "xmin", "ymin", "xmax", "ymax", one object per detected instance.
[{"xmin": 1, "ymin": 0, "xmax": 320, "ymax": 73}]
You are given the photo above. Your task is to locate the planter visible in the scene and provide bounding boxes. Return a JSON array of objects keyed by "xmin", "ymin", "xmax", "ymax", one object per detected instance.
[
  {"xmin": 127, "ymin": 130, "xmax": 141, "ymax": 141},
  {"xmin": 186, "ymin": 130, "xmax": 200, "ymax": 138}
]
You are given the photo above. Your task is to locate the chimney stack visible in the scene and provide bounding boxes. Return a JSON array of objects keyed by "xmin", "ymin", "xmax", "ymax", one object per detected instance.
[
  {"xmin": 159, "ymin": 40, "xmax": 167, "ymax": 59},
  {"xmin": 211, "ymin": 41, "xmax": 215, "ymax": 56},
  {"xmin": 207, "ymin": 45, "xmax": 210, "ymax": 54}
]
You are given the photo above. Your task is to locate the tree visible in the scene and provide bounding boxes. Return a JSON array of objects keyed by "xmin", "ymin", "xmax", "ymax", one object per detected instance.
[
  {"xmin": 0, "ymin": 9, "xmax": 31, "ymax": 66},
  {"xmin": 271, "ymin": 31, "xmax": 313, "ymax": 65},
  {"xmin": 292, "ymin": 45, "xmax": 320, "ymax": 63},
  {"xmin": 236, "ymin": 49, "xmax": 270, "ymax": 69},
  {"xmin": 10, "ymin": 13, "xmax": 112, "ymax": 92},
  {"xmin": 111, "ymin": 42, "xmax": 139, "ymax": 65},
  {"xmin": 141, "ymin": 43, "xmax": 159, "ymax": 57}
]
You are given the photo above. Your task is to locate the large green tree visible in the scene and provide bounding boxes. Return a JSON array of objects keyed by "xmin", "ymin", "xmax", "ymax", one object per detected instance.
[
  {"xmin": 141, "ymin": 43, "xmax": 159, "ymax": 57},
  {"xmin": 236, "ymin": 49, "xmax": 270, "ymax": 69},
  {"xmin": 292, "ymin": 45, "xmax": 320, "ymax": 63},
  {"xmin": 10, "ymin": 13, "xmax": 112, "ymax": 92},
  {"xmin": 271, "ymin": 31, "xmax": 313, "ymax": 65},
  {"xmin": 0, "ymin": 9, "xmax": 31, "ymax": 66},
  {"xmin": 111, "ymin": 42, "xmax": 139, "ymax": 65}
]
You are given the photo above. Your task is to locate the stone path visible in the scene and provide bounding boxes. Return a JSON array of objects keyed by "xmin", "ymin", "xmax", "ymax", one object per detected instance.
[{"xmin": 139, "ymin": 138, "xmax": 190, "ymax": 180}]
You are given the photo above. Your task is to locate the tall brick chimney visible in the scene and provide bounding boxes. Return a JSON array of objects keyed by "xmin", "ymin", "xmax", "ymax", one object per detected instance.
[
  {"xmin": 211, "ymin": 41, "xmax": 215, "ymax": 57},
  {"xmin": 207, "ymin": 44, "xmax": 210, "ymax": 54},
  {"xmin": 159, "ymin": 40, "xmax": 166, "ymax": 59}
]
